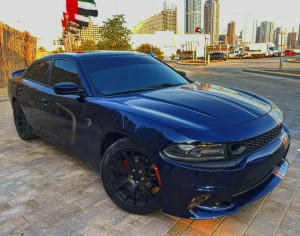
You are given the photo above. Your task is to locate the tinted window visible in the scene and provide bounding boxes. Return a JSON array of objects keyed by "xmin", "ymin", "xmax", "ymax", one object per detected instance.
[
  {"xmin": 26, "ymin": 61, "xmax": 50, "ymax": 85},
  {"xmin": 50, "ymin": 60, "xmax": 80, "ymax": 87},
  {"xmin": 81, "ymin": 55, "xmax": 189, "ymax": 96}
]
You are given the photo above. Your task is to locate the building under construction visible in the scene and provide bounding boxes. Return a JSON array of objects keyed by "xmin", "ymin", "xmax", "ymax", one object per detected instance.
[{"xmin": 131, "ymin": 1, "xmax": 177, "ymax": 34}]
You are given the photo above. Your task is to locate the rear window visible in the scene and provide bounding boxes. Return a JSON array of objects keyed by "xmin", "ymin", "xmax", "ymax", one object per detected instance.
[
  {"xmin": 80, "ymin": 55, "xmax": 189, "ymax": 96},
  {"xmin": 26, "ymin": 60, "xmax": 51, "ymax": 85}
]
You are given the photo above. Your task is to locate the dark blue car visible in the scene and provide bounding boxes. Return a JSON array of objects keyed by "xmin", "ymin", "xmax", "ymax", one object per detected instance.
[{"xmin": 8, "ymin": 52, "xmax": 291, "ymax": 219}]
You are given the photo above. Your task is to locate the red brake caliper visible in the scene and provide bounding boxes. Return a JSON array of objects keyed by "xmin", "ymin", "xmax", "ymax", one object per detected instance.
[{"xmin": 121, "ymin": 160, "xmax": 130, "ymax": 178}]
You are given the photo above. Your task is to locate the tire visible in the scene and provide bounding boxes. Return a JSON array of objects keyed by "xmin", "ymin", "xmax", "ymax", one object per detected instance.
[
  {"xmin": 101, "ymin": 138, "xmax": 162, "ymax": 215},
  {"xmin": 13, "ymin": 100, "xmax": 37, "ymax": 140}
]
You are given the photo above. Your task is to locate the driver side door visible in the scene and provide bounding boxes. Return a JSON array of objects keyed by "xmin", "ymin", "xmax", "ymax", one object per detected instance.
[{"xmin": 43, "ymin": 59, "xmax": 88, "ymax": 157}]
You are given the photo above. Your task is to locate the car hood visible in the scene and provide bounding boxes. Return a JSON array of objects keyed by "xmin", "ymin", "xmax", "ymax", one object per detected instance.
[{"xmin": 100, "ymin": 83, "xmax": 273, "ymax": 130}]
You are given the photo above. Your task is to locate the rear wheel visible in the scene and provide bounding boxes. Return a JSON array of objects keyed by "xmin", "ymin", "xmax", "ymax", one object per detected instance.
[
  {"xmin": 13, "ymin": 100, "xmax": 36, "ymax": 140},
  {"xmin": 101, "ymin": 138, "xmax": 162, "ymax": 215}
]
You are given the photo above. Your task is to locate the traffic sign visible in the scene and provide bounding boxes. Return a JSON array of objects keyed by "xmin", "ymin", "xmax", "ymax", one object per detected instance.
[{"xmin": 151, "ymin": 51, "xmax": 156, "ymax": 57}]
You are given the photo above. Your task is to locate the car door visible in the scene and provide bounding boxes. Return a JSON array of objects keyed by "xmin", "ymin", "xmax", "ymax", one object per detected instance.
[
  {"xmin": 21, "ymin": 60, "xmax": 51, "ymax": 136},
  {"xmin": 43, "ymin": 59, "xmax": 88, "ymax": 157}
]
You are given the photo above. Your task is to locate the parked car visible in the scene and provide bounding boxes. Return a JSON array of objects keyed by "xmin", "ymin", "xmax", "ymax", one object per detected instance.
[
  {"xmin": 209, "ymin": 52, "xmax": 227, "ymax": 61},
  {"xmin": 8, "ymin": 52, "xmax": 290, "ymax": 219},
  {"xmin": 283, "ymin": 50, "xmax": 296, "ymax": 56}
]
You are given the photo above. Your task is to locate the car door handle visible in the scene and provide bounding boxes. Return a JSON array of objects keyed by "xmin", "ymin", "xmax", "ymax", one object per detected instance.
[{"xmin": 42, "ymin": 98, "xmax": 48, "ymax": 106}]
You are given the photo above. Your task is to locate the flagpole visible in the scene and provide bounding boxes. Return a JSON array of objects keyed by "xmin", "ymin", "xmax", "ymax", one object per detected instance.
[{"xmin": 65, "ymin": 14, "xmax": 73, "ymax": 52}]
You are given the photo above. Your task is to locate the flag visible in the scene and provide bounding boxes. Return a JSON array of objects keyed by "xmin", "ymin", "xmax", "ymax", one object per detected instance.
[
  {"xmin": 78, "ymin": 0, "xmax": 98, "ymax": 17},
  {"xmin": 75, "ymin": 14, "xmax": 89, "ymax": 27},
  {"xmin": 66, "ymin": 0, "xmax": 78, "ymax": 22},
  {"xmin": 195, "ymin": 27, "xmax": 202, "ymax": 33},
  {"xmin": 61, "ymin": 19, "xmax": 66, "ymax": 31}
]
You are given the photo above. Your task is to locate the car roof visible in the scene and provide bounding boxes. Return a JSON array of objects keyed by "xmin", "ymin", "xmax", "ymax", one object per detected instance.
[{"xmin": 37, "ymin": 51, "xmax": 147, "ymax": 61}]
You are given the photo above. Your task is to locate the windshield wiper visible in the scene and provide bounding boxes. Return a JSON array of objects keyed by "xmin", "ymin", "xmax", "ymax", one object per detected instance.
[
  {"xmin": 104, "ymin": 87, "xmax": 157, "ymax": 96},
  {"xmin": 146, "ymin": 83, "xmax": 183, "ymax": 89},
  {"xmin": 104, "ymin": 83, "xmax": 184, "ymax": 96}
]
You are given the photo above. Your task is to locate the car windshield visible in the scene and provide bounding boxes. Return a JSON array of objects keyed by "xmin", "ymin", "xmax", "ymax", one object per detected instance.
[{"xmin": 80, "ymin": 55, "xmax": 189, "ymax": 96}]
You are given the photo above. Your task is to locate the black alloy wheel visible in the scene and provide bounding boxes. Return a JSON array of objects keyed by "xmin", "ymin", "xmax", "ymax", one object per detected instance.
[
  {"xmin": 101, "ymin": 138, "xmax": 162, "ymax": 215},
  {"xmin": 13, "ymin": 100, "xmax": 36, "ymax": 140}
]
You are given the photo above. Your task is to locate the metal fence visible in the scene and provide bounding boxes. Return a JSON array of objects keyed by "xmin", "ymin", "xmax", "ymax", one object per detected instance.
[{"xmin": 0, "ymin": 22, "xmax": 37, "ymax": 88}]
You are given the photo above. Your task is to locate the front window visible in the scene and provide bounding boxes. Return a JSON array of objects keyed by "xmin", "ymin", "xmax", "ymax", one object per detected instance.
[
  {"xmin": 80, "ymin": 55, "xmax": 189, "ymax": 96},
  {"xmin": 50, "ymin": 60, "xmax": 81, "ymax": 87}
]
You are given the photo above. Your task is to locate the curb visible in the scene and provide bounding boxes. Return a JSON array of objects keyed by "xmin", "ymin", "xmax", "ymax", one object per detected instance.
[
  {"xmin": 243, "ymin": 69, "xmax": 300, "ymax": 80},
  {"xmin": 287, "ymin": 59, "xmax": 300, "ymax": 63}
]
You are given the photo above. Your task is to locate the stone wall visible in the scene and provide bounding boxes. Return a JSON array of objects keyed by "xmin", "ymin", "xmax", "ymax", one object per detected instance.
[{"xmin": 0, "ymin": 22, "xmax": 37, "ymax": 88}]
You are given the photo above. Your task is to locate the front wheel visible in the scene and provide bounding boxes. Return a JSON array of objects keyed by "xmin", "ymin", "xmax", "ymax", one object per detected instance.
[
  {"xmin": 101, "ymin": 138, "xmax": 162, "ymax": 215},
  {"xmin": 13, "ymin": 100, "xmax": 37, "ymax": 140}
]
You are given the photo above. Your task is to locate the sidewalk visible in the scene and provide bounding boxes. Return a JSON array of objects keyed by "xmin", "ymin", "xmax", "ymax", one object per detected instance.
[{"xmin": 0, "ymin": 100, "xmax": 300, "ymax": 235}]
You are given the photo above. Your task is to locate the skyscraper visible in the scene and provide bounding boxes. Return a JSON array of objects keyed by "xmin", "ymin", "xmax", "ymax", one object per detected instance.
[
  {"xmin": 227, "ymin": 21, "xmax": 236, "ymax": 46},
  {"xmin": 204, "ymin": 0, "xmax": 220, "ymax": 43},
  {"xmin": 260, "ymin": 21, "xmax": 275, "ymax": 43},
  {"xmin": 287, "ymin": 32, "xmax": 297, "ymax": 49},
  {"xmin": 184, "ymin": 0, "xmax": 202, "ymax": 34},
  {"xmin": 242, "ymin": 14, "xmax": 258, "ymax": 44}
]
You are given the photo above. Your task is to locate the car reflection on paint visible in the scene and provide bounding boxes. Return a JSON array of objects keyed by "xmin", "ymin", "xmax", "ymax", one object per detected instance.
[{"xmin": 8, "ymin": 52, "xmax": 291, "ymax": 219}]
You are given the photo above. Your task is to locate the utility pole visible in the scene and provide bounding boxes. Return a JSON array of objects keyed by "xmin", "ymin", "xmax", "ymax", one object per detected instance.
[{"xmin": 279, "ymin": 31, "xmax": 285, "ymax": 71}]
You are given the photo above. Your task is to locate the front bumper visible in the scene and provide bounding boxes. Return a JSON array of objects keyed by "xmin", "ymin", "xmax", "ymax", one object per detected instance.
[{"xmin": 158, "ymin": 127, "xmax": 291, "ymax": 219}]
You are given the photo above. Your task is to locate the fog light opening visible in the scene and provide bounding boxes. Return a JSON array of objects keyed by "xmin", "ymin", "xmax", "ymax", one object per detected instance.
[{"xmin": 188, "ymin": 195, "xmax": 210, "ymax": 209}]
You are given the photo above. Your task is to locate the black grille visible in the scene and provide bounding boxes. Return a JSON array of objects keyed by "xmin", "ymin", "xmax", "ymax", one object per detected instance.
[
  {"xmin": 235, "ymin": 170, "xmax": 273, "ymax": 195},
  {"xmin": 230, "ymin": 125, "xmax": 282, "ymax": 157}
]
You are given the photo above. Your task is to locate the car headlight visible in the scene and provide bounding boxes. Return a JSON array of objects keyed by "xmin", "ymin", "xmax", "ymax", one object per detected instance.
[{"xmin": 163, "ymin": 143, "xmax": 228, "ymax": 162}]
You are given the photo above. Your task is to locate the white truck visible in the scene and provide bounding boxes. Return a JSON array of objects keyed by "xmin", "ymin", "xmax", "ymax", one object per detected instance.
[{"xmin": 248, "ymin": 43, "xmax": 279, "ymax": 57}]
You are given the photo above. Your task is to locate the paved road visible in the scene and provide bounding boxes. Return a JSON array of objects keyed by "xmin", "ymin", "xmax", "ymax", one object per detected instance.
[{"xmin": 168, "ymin": 57, "xmax": 300, "ymax": 140}]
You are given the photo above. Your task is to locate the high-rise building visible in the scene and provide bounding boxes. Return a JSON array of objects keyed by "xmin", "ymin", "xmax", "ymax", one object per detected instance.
[
  {"xmin": 184, "ymin": 0, "xmax": 202, "ymax": 34},
  {"xmin": 242, "ymin": 14, "xmax": 258, "ymax": 44},
  {"xmin": 204, "ymin": 0, "xmax": 220, "ymax": 43},
  {"xmin": 260, "ymin": 21, "xmax": 275, "ymax": 43},
  {"xmin": 74, "ymin": 17, "xmax": 101, "ymax": 43},
  {"xmin": 219, "ymin": 34, "xmax": 228, "ymax": 45},
  {"xmin": 298, "ymin": 24, "xmax": 300, "ymax": 45},
  {"xmin": 227, "ymin": 21, "xmax": 236, "ymax": 46},
  {"xmin": 256, "ymin": 26, "xmax": 262, "ymax": 43},
  {"xmin": 131, "ymin": 3, "xmax": 177, "ymax": 34},
  {"xmin": 287, "ymin": 32, "xmax": 297, "ymax": 49}
]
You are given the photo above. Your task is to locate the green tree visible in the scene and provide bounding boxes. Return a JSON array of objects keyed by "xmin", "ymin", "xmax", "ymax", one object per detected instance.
[
  {"xmin": 97, "ymin": 14, "xmax": 132, "ymax": 51},
  {"xmin": 76, "ymin": 40, "xmax": 98, "ymax": 51},
  {"xmin": 136, "ymin": 43, "xmax": 164, "ymax": 60},
  {"xmin": 51, "ymin": 47, "xmax": 64, "ymax": 54},
  {"xmin": 37, "ymin": 46, "xmax": 47, "ymax": 52}
]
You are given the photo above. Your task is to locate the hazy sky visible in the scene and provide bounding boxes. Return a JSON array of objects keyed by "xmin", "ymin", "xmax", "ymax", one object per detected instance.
[{"xmin": 0, "ymin": 0, "xmax": 299, "ymax": 49}]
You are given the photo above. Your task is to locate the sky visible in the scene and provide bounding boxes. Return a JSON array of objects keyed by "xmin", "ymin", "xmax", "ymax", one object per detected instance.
[{"xmin": 0, "ymin": 0, "xmax": 299, "ymax": 50}]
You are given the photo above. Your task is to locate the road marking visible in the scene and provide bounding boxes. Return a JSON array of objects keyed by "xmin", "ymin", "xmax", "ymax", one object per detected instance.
[{"xmin": 0, "ymin": 146, "xmax": 55, "ymax": 166}]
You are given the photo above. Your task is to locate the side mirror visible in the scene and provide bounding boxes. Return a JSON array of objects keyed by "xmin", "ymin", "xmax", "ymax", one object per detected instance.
[
  {"xmin": 54, "ymin": 82, "xmax": 83, "ymax": 95},
  {"xmin": 177, "ymin": 70, "xmax": 187, "ymax": 77}
]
